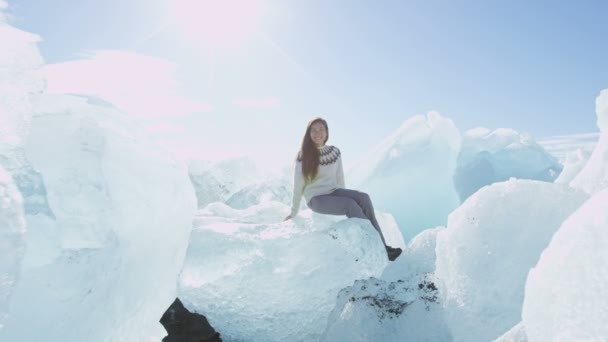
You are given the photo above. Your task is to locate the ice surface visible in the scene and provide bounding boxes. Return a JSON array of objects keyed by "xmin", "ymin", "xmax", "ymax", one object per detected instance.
[
  {"xmin": 494, "ymin": 322, "xmax": 528, "ymax": 342},
  {"xmin": 454, "ymin": 128, "xmax": 562, "ymax": 201},
  {"xmin": 523, "ymin": 188, "xmax": 608, "ymax": 341},
  {"xmin": 0, "ymin": 93, "xmax": 197, "ymax": 341},
  {"xmin": 434, "ymin": 179, "xmax": 588, "ymax": 342},
  {"xmin": 0, "ymin": 166, "xmax": 26, "ymax": 330},
  {"xmin": 178, "ymin": 203, "xmax": 389, "ymax": 342},
  {"xmin": 348, "ymin": 111, "xmax": 461, "ymax": 241}
]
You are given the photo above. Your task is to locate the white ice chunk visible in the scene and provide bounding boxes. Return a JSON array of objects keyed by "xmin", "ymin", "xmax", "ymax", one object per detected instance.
[
  {"xmin": 0, "ymin": 16, "xmax": 43, "ymax": 331},
  {"xmin": 435, "ymin": 179, "xmax": 588, "ymax": 342},
  {"xmin": 0, "ymin": 166, "xmax": 26, "ymax": 330},
  {"xmin": 225, "ymin": 178, "xmax": 291, "ymax": 209},
  {"xmin": 189, "ymin": 157, "xmax": 273, "ymax": 208},
  {"xmin": 0, "ymin": 94, "xmax": 196, "ymax": 342},
  {"xmin": 522, "ymin": 188, "xmax": 608, "ymax": 342},
  {"xmin": 554, "ymin": 148, "xmax": 590, "ymax": 184},
  {"xmin": 321, "ymin": 274, "xmax": 449, "ymax": 342},
  {"xmin": 570, "ymin": 89, "xmax": 608, "ymax": 193},
  {"xmin": 179, "ymin": 204, "xmax": 388, "ymax": 342},
  {"xmin": 320, "ymin": 221, "xmax": 445, "ymax": 341},
  {"xmin": 382, "ymin": 226, "xmax": 444, "ymax": 282},
  {"xmin": 0, "ymin": 23, "xmax": 44, "ymax": 151}
]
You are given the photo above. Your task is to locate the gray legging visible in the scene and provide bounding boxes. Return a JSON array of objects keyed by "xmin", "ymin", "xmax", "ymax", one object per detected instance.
[{"xmin": 307, "ymin": 188, "xmax": 387, "ymax": 246}]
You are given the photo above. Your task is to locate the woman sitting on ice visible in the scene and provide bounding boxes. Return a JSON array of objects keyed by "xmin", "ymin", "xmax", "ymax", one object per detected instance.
[{"xmin": 283, "ymin": 117, "xmax": 402, "ymax": 261}]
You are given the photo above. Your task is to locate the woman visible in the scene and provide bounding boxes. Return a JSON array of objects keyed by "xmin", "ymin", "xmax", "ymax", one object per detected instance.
[{"xmin": 283, "ymin": 117, "xmax": 402, "ymax": 261}]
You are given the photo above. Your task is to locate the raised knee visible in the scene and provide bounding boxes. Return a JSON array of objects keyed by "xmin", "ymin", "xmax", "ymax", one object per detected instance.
[{"xmin": 360, "ymin": 192, "xmax": 371, "ymax": 202}]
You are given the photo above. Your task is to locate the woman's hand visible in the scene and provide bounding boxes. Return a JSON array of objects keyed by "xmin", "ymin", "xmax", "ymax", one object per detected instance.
[{"xmin": 283, "ymin": 214, "xmax": 292, "ymax": 221}]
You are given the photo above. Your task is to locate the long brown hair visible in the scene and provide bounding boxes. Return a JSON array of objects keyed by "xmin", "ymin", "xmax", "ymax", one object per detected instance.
[{"xmin": 299, "ymin": 117, "xmax": 329, "ymax": 183}]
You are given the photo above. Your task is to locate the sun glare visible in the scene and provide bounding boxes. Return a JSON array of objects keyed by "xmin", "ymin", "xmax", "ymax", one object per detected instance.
[{"xmin": 168, "ymin": 0, "xmax": 266, "ymax": 52}]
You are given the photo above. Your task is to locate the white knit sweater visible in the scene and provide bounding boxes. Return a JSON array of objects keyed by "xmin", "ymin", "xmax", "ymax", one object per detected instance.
[{"xmin": 290, "ymin": 145, "xmax": 345, "ymax": 217}]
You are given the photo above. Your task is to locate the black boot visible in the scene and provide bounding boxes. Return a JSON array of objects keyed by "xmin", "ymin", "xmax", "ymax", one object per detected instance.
[{"xmin": 385, "ymin": 246, "xmax": 402, "ymax": 261}]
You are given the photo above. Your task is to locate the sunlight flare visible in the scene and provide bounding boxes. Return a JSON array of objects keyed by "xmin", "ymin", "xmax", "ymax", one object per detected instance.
[{"xmin": 168, "ymin": 0, "xmax": 266, "ymax": 51}]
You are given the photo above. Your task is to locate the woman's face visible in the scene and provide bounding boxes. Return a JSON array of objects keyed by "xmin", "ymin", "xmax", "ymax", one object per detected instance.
[{"xmin": 310, "ymin": 121, "xmax": 327, "ymax": 147}]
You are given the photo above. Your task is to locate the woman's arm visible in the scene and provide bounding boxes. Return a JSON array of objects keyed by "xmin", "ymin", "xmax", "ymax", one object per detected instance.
[
  {"xmin": 288, "ymin": 158, "xmax": 305, "ymax": 219},
  {"xmin": 336, "ymin": 150, "xmax": 345, "ymax": 188}
]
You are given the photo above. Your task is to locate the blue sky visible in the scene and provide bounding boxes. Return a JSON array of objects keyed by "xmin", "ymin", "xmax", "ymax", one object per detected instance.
[{"xmin": 4, "ymin": 0, "xmax": 607, "ymax": 169}]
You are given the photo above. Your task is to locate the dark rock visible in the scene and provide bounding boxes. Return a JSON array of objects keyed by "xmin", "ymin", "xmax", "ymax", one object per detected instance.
[{"xmin": 159, "ymin": 298, "xmax": 222, "ymax": 342}]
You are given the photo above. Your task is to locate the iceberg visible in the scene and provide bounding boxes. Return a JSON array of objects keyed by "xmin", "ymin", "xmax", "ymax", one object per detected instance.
[
  {"xmin": 348, "ymin": 111, "xmax": 461, "ymax": 241},
  {"xmin": 454, "ymin": 127, "xmax": 562, "ymax": 201}
]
